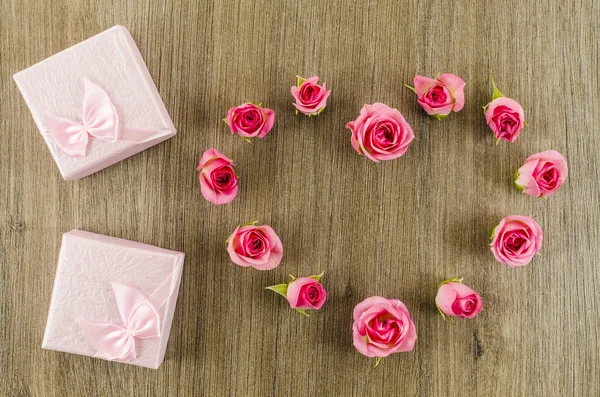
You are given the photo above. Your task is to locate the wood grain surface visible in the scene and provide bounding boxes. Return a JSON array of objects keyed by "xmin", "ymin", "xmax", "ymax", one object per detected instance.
[{"xmin": 1, "ymin": 0, "xmax": 599, "ymax": 396}]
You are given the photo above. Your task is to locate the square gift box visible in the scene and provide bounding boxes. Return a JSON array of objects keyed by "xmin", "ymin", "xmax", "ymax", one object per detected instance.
[
  {"xmin": 42, "ymin": 230, "xmax": 184, "ymax": 369},
  {"xmin": 13, "ymin": 25, "xmax": 176, "ymax": 180}
]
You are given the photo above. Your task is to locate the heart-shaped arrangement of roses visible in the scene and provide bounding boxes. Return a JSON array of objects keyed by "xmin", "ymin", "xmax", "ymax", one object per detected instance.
[{"xmin": 196, "ymin": 74, "xmax": 568, "ymax": 367}]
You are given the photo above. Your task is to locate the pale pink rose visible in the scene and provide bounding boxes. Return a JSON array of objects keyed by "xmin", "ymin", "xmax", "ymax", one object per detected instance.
[
  {"xmin": 286, "ymin": 277, "xmax": 327, "ymax": 310},
  {"xmin": 352, "ymin": 296, "xmax": 417, "ymax": 358},
  {"xmin": 435, "ymin": 280, "xmax": 483, "ymax": 319},
  {"xmin": 410, "ymin": 74, "xmax": 466, "ymax": 119},
  {"xmin": 196, "ymin": 148, "xmax": 238, "ymax": 205},
  {"xmin": 346, "ymin": 103, "xmax": 414, "ymax": 162},
  {"xmin": 515, "ymin": 150, "xmax": 568, "ymax": 198},
  {"xmin": 225, "ymin": 103, "xmax": 275, "ymax": 139},
  {"xmin": 490, "ymin": 215, "xmax": 543, "ymax": 268},
  {"xmin": 226, "ymin": 223, "xmax": 283, "ymax": 270},
  {"xmin": 291, "ymin": 75, "xmax": 331, "ymax": 116}
]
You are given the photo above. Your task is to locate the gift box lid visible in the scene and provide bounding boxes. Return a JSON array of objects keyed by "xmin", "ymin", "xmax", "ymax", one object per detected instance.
[
  {"xmin": 13, "ymin": 26, "xmax": 176, "ymax": 180},
  {"xmin": 42, "ymin": 230, "xmax": 184, "ymax": 369}
]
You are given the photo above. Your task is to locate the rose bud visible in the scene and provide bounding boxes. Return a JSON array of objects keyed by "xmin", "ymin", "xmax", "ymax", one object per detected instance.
[
  {"xmin": 266, "ymin": 272, "xmax": 326, "ymax": 316},
  {"xmin": 484, "ymin": 77, "xmax": 525, "ymax": 143},
  {"xmin": 515, "ymin": 150, "xmax": 568, "ymax": 198},
  {"xmin": 197, "ymin": 148, "xmax": 238, "ymax": 205},
  {"xmin": 227, "ymin": 221, "xmax": 283, "ymax": 270},
  {"xmin": 352, "ymin": 296, "xmax": 417, "ymax": 367},
  {"xmin": 346, "ymin": 103, "xmax": 414, "ymax": 162},
  {"xmin": 490, "ymin": 215, "xmax": 543, "ymax": 268},
  {"xmin": 225, "ymin": 103, "xmax": 275, "ymax": 142},
  {"xmin": 291, "ymin": 75, "xmax": 331, "ymax": 116},
  {"xmin": 405, "ymin": 73, "xmax": 466, "ymax": 120},
  {"xmin": 435, "ymin": 278, "xmax": 483, "ymax": 320}
]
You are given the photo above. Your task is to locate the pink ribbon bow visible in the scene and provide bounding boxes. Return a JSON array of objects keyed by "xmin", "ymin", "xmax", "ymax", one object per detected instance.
[
  {"xmin": 43, "ymin": 78, "xmax": 172, "ymax": 157},
  {"xmin": 78, "ymin": 283, "xmax": 161, "ymax": 362}
]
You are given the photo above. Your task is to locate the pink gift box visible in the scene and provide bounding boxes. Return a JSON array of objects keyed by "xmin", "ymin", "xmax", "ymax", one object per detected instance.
[
  {"xmin": 13, "ymin": 26, "xmax": 176, "ymax": 180},
  {"xmin": 42, "ymin": 230, "xmax": 184, "ymax": 369}
]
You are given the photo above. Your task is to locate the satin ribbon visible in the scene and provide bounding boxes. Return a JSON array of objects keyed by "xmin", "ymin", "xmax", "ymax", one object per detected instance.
[
  {"xmin": 42, "ymin": 78, "xmax": 173, "ymax": 157},
  {"xmin": 78, "ymin": 267, "xmax": 179, "ymax": 362}
]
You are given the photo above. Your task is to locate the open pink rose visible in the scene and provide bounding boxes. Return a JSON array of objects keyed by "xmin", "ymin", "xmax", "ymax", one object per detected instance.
[
  {"xmin": 291, "ymin": 75, "xmax": 331, "ymax": 116},
  {"xmin": 227, "ymin": 222, "xmax": 283, "ymax": 270},
  {"xmin": 515, "ymin": 150, "xmax": 568, "ymax": 198},
  {"xmin": 197, "ymin": 148, "xmax": 238, "ymax": 205},
  {"xmin": 408, "ymin": 74, "xmax": 466, "ymax": 119},
  {"xmin": 346, "ymin": 103, "xmax": 414, "ymax": 162},
  {"xmin": 484, "ymin": 79, "xmax": 525, "ymax": 143},
  {"xmin": 435, "ymin": 279, "xmax": 483, "ymax": 319},
  {"xmin": 490, "ymin": 215, "xmax": 543, "ymax": 268},
  {"xmin": 225, "ymin": 103, "xmax": 275, "ymax": 139},
  {"xmin": 352, "ymin": 296, "xmax": 417, "ymax": 359},
  {"xmin": 286, "ymin": 277, "xmax": 327, "ymax": 310}
]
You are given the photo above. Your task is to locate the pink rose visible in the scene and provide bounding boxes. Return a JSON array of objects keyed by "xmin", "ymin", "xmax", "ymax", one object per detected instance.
[
  {"xmin": 435, "ymin": 279, "xmax": 483, "ymax": 319},
  {"xmin": 286, "ymin": 277, "xmax": 327, "ymax": 310},
  {"xmin": 352, "ymin": 296, "xmax": 417, "ymax": 359},
  {"xmin": 515, "ymin": 150, "xmax": 568, "ymax": 198},
  {"xmin": 227, "ymin": 222, "xmax": 283, "ymax": 270},
  {"xmin": 346, "ymin": 103, "xmax": 414, "ymax": 162},
  {"xmin": 484, "ymin": 79, "xmax": 525, "ymax": 143},
  {"xmin": 291, "ymin": 75, "xmax": 331, "ymax": 116},
  {"xmin": 490, "ymin": 215, "xmax": 543, "ymax": 268},
  {"xmin": 266, "ymin": 272, "xmax": 326, "ymax": 316},
  {"xmin": 196, "ymin": 148, "xmax": 238, "ymax": 205},
  {"xmin": 225, "ymin": 103, "xmax": 275, "ymax": 140},
  {"xmin": 408, "ymin": 74, "xmax": 466, "ymax": 119}
]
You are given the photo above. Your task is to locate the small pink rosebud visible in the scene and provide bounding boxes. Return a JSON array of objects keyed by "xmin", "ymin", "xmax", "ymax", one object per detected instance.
[
  {"xmin": 490, "ymin": 215, "xmax": 543, "ymax": 268},
  {"xmin": 407, "ymin": 73, "xmax": 466, "ymax": 119},
  {"xmin": 266, "ymin": 272, "xmax": 326, "ymax": 316},
  {"xmin": 515, "ymin": 150, "xmax": 568, "ymax": 198},
  {"xmin": 196, "ymin": 148, "xmax": 238, "ymax": 205},
  {"xmin": 435, "ymin": 278, "xmax": 483, "ymax": 320},
  {"xmin": 291, "ymin": 75, "xmax": 331, "ymax": 116},
  {"xmin": 484, "ymin": 77, "xmax": 525, "ymax": 143},
  {"xmin": 225, "ymin": 103, "xmax": 275, "ymax": 140},
  {"xmin": 227, "ymin": 222, "xmax": 283, "ymax": 270}
]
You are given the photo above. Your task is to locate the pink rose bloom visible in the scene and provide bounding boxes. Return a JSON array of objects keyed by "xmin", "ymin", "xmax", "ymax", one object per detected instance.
[
  {"xmin": 286, "ymin": 277, "xmax": 327, "ymax": 310},
  {"xmin": 435, "ymin": 280, "xmax": 483, "ymax": 319},
  {"xmin": 225, "ymin": 103, "xmax": 275, "ymax": 139},
  {"xmin": 484, "ymin": 79, "xmax": 525, "ymax": 143},
  {"xmin": 291, "ymin": 75, "xmax": 331, "ymax": 116},
  {"xmin": 196, "ymin": 148, "xmax": 238, "ymax": 205},
  {"xmin": 346, "ymin": 103, "xmax": 414, "ymax": 162},
  {"xmin": 515, "ymin": 150, "xmax": 568, "ymax": 198},
  {"xmin": 490, "ymin": 215, "xmax": 543, "ymax": 268},
  {"xmin": 352, "ymin": 296, "xmax": 417, "ymax": 358},
  {"xmin": 410, "ymin": 74, "xmax": 466, "ymax": 119},
  {"xmin": 226, "ymin": 223, "xmax": 283, "ymax": 270}
]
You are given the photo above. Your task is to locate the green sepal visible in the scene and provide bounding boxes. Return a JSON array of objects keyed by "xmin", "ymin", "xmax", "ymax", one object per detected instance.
[
  {"xmin": 241, "ymin": 136, "xmax": 252, "ymax": 144},
  {"xmin": 309, "ymin": 271, "xmax": 325, "ymax": 281},
  {"xmin": 431, "ymin": 113, "xmax": 449, "ymax": 121},
  {"xmin": 490, "ymin": 225, "xmax": 497, "ymax": 240},
  {"xmin": 490, "ymin": 75, "xmax": 504, "ymax": 101},
  {"xmin": 295, "ymin": 309, "xmax": 310, "ymax": 317},
  {"xmin": 296, "ymin": 75, "xmax": 306, "ymax": 87},
  {"xmin": 404, "ymin": 83, "xmax": 417, "ymax": 94},
  {"xmin": 242, "ymin": 220, "xmax": 258, "ymax": 227},
  {"xmin": 514, "ymin": 170, "xmax": 525, "ymax": 193},
  {"xmin": 316, "ymin": 106, "xmax": 326, "ymax": 116},
  {"xmin": 265, "ymin": 283, "xmax": 288, "ymax": 298},
  {"xmin": 437, "ymin": 277, "xmax": 463, "ymax": 289},
  {"xmin": 374, "ymin": 357, "xmax": 383, "ymax": 368}
]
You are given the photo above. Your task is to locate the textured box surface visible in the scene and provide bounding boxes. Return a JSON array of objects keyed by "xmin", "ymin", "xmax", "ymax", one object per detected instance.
[
  {"xmin": 43, "ymin": 230, "xmax": 184, "ymax": 369},
  {"xmin": 13, "ymin": 25, "xmax": 176, "ymax": 180}
]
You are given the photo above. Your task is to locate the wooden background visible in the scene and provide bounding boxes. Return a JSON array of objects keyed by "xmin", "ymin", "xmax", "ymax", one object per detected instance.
[{"xmin": 1, "ymin": 0, "xmax": 599, "ymax": 396}]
